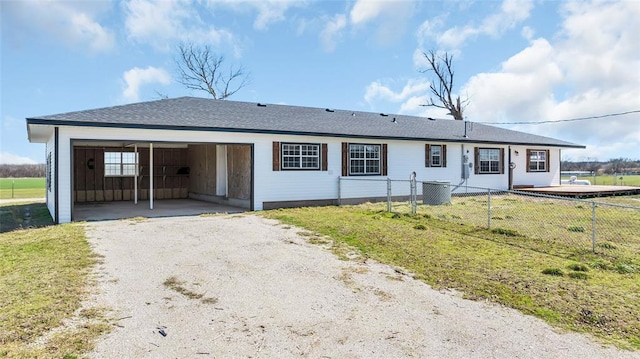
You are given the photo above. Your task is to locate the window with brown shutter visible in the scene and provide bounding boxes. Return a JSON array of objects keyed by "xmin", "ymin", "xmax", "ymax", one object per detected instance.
[
  {"xmin": 272, "ymin": 141, "xmax": 280, "ymax": 171},
  {"xmin": 342, "ymin": 142, "xmax": 387, "ymax": 176},
  {"xmin": 475, "ymin": 147, "xmax": 503, "ymax": 174},
  {"xmin": 425, "ymin": 144, "xmax": 447, "ymax": 167},
  {"xmin": 526, "ymin": 149, "xmax": 550, "ymax": 172},
  {"xmin": 382, "ymin": 144, "xmax": 388, "ymax": 176},
  {"xmin": 321, "ymin": 143, "xmax": 328, "ymax": 171}
]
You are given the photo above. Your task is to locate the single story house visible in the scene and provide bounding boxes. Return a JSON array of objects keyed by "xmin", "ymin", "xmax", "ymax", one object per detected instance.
[{"xmin": 26, "ymin": 96, "xmax": 584, "ymax": 223}]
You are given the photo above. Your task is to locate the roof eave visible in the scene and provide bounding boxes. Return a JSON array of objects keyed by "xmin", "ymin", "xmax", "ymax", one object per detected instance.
[{"xmin": 24, "ymin": 118, "xmax": 586, "ymax": 148}]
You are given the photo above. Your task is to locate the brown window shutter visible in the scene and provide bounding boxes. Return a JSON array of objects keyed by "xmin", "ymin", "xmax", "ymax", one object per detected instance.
[
  {"xmin": 321, "ymin": 143, "xmax": 328, "ymax": 171},
  {"xmin": 474, "ymin": 147, "xmax": 479, "ymax": 174},
  {"xmin": 546, "ymin": 149, "xmax": 550, "ymax": 172},
  {"xmin": 500, "ymin": 148, "xmax": 505, "ymax": 174},
  {"xmin": 425, "ymin": 144, "xmax": 431, "ymax": 167},
  {"xmin": 442, "ymin": 145, "xmax": 447, "ymax": 168},
  {"xmin": 272, "ymin": 142, "xmax": 280, "ymax": 171},
  {"xmin": 382, "ymin": 144, "xmax": 388, "ymax": 176},
  {"xmin": 526, "ymin": 149, "xmax": 531, "ymax": 173},
  {"xmin": 341, "ymin": 142, "xmax": 348, "ymax": 176}
]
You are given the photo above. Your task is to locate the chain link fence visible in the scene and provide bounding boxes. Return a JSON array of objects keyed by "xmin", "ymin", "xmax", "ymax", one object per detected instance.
[{"xmin": 337, "ymin": 177, "xmax": 640, "ymax": 259}]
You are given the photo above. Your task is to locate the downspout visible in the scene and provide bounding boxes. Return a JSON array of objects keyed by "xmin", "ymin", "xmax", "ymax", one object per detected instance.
[
  {"xmin": 134, "ymin": 144, "xmax": 138, "ymax": 205},
  {"xmin": 508, "ymin": 146, "xmax": 513, "ymax": 190},
  {"xmin": 150, "ymin": 142, "xmax": 154, "ymax": 210},
  {"xmin": 54, "ymin": 127, "xmax": 59, "ymax": 224}
]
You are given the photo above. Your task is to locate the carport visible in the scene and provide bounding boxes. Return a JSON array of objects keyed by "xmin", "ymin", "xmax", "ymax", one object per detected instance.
[
  {"xmin": 74, "ymin": 199, "xmax": 244, "ymax": 221},
  {"xmin": 71, "ymin": 140, "xmax": 253, "ymax": 221}
]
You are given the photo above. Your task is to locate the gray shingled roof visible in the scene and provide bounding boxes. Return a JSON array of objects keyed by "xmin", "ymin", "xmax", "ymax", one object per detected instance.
[{"xmin": 26, "ymin": 96, "xmax": 584, "ymax": 148}]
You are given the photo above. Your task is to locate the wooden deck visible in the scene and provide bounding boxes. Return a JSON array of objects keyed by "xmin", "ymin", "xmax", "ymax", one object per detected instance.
[{"xmin": 515, "ymin": 185, "xmax": 640, "ymax": 198}]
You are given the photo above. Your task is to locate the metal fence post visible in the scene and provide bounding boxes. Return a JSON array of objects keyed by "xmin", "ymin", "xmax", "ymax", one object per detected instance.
[
  {"xmin": 386, "ymin": 178, "xmax": 392, "ymax": 212},
  {"xmin": 12, "ymin": 180, "xmax": 15, "ymax": 199},
  {"xmin": 410, "ymin": 172, "xmax": 417, "ymax": 214},
  {"xmin": 591, "ymin": 201, "xmax": 597, "ymax": 253},
  {"xmin": 487, "ymin": 188, "xmax": 492, "ymax": 229},
  {"xmin": 337, "ymin": 177, "xmax": 342, "ymax": 206}
]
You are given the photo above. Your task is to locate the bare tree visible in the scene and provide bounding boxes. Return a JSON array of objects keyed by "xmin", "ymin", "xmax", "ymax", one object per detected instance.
[
  {"xmin": 420, "ymin": 50, "xmax": 468, "ymax": 120},
  {"xmin": 176, "ymin": 42, "xmax": 249, "ymax": 100}
]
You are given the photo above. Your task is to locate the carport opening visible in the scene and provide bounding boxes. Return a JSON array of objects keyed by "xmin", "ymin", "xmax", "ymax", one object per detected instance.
[{"xmin": 72, "ymin": 142, "xmax": 252, "ymax": 220}]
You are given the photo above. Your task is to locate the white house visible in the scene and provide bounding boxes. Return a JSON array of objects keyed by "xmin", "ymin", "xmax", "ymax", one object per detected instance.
[{"xmin": 26, "ymin": 97, "xmax": 584, "ymax": 223}]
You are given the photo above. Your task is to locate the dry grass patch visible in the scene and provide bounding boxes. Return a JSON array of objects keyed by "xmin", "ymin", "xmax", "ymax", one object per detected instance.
[
  {"xmin": 163, "ymin": 276, "xmax": 218, "ymax": 305},
  {"xmin": 262, "ymin": 205, "xmax": 640, "ymax": 350}
]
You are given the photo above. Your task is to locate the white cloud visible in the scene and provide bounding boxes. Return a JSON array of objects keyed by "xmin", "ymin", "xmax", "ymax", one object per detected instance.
[
  {"xmin": 457, "ymin": 1, "xmax": 640, "ymax": 160},
  {"xmin": 350, "ymin": 0, "xmax": 387, "ymax": 25},
  {"xmin": 123, "ymin": 0, "xmax": 235, "ymax": 51},
  {"xmin": 2, "ymin": 0, "xmax": 114, "ymax": 52},
  {"xmin": 251, "ymin": 0, "xmax": 306, "ymax": 30},
  {"xmin": 210, "ymin": 0, "xmax": 306, "ymax": 30},
  {"xmin": 349, "ymin": 0, "xmax": 415, "ymax": 45},
  {"xmin": 365, "ymin": 78, "xmax": 430, "ymax": 104},
  {"xmin": 0, "ymin": 152, "xmax": 38, "ymax": 165},
  {"xmin": 363, "ymin": 78, "xmax": 452, "ymax": 118},
  {"xmin": 122, "ymin": 66, "xmax": 171, "ymax": 103},
  {"xmin": 418, "ymin": 0, "xmax": 533, "ymax": 52},
  {"xmin": 320, "ymin": 14, "xmax": 347, "ymax": 52}
]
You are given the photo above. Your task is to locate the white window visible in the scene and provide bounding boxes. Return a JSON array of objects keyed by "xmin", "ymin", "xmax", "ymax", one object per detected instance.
[
  {"xmin": 478, "ymin": 148, "xmax": 501, "ymax": 174},
  {"xmin": 528, "ymin": 150, "xmax": 548, "ymax": 172},
  {"xmin": 281, "ymin": 143, "xmax": 320, "ymax": 170},
  {"xmin": 431, "ymin": 145, "xmax": 442, "ymax": 167},
  {"xmin": 104, "ymin": 152, "xmax": 138, "ymax": 177},
  {"xmin": 349, "ymin": 144, "xmax": 380, "ymax": 175}
]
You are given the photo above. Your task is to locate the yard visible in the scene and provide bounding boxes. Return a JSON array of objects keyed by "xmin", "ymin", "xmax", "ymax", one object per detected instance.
[
  {"xmin": 264, "ymin": 199, "xmax": 640, "ymax": 350},
  {"xmin": 563, "ymin": 174, "xmax": 640, "ymax": 186},
  {"xmin": 0, "ymin": 178, "xmax": 45, "ymax": 200},
  {"xmin": 2, "ymin": 195, "xmax": 639, "ymax": 356}
]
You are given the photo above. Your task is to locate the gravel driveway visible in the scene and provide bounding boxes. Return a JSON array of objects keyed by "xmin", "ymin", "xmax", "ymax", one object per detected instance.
[{"xmin": 85, "ymin": 214, "xmax": 636, "ymax": 358}]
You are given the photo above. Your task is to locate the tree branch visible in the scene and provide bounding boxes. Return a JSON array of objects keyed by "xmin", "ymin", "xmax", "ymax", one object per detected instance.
[
  {"xmin": 176, "ymin": 42, "xmax": 249, "ymax": 100},
  {"xmin": 419, "ymin": 50, "xmax": 467, "ymax": 120}
]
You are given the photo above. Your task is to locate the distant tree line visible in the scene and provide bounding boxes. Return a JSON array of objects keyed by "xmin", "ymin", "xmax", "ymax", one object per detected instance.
[
  {"xmin": 0, "ymin": 164, "xmax": 45, "ymax": 178},
  {"xmin": 561, "ymin": 158, "xmax": 640, "ymax": 175}
]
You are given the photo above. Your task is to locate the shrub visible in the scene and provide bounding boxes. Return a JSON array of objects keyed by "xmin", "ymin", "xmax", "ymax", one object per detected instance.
[
  {"xmin": 597, "ymin": 242, "xmax": 617, "ymax": 250},
  {"xmin": 491, "ymin": 228, "xmax": 520, "ymax": 237},
  {"xmin": 568, "ymin": 263, "xmax": 589, "ymax": 272},
  {"xmin": 615, "ymin": 263, "xmax": 639, "ymax": 274},
  {"xmin": 414, "ymin": 224, "xmax": 427, "ymax": 230},
  {"xmin": 542, "ymin": 268, "xmax": 564, "ymax": 276},
  {"xmin": 568, "ymin": 272, "xmax": 589, "ymax": 280},
  {"xmin": 567, "ymin": 226, "xmax": 585, "ymax": 233}
]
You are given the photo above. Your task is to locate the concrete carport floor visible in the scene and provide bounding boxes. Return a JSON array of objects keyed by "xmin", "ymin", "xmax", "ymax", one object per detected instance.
[{"xmin": 73, "ymin": 199, "xmax": 244, "ymax": 221}]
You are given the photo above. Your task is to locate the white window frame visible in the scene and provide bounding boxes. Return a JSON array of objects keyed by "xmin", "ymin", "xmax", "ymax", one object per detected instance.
[
  {"xmin": 104, "ymin": 151, "xmax": 138, "ymax": 177},
  {"xmin": 528, "ymin": 150, "xmax": 547, "ymax": 172},
  {"xmin": 430, "ymin": 145, "xmax": 442, "ymax": 167},
  {"xmin": 349, "ymin": 144, "xmax": 381, "ymax": 175},
  {"xmin": 478, "ymin": 148, "xmax": 501, "ymax": 174},
  {"xmin": 281, "ymin": 143, "xmax": 320, "ymax": 170}
]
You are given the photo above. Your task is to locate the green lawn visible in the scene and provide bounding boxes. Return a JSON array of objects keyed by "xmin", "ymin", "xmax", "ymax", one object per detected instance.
[
  {"xmin": 0, "ymin": 202, "xmax": 110, "ymax": 358},
  {"xmin": 0, "ymin": 178, "xmax": 45, "ymax": 199},
  {"xmin": 263, "ymin": 204, "xmax": 640, "ymax": 350},
  {"xmin": 562, "ymin": 174, "xmax": 640, "ymax": 186}
]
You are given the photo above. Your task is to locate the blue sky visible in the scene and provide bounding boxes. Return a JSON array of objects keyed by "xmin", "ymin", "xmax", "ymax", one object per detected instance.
[{"xmin": 1, "ymin": 0, "xmax": 639, "ymax": 164}]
